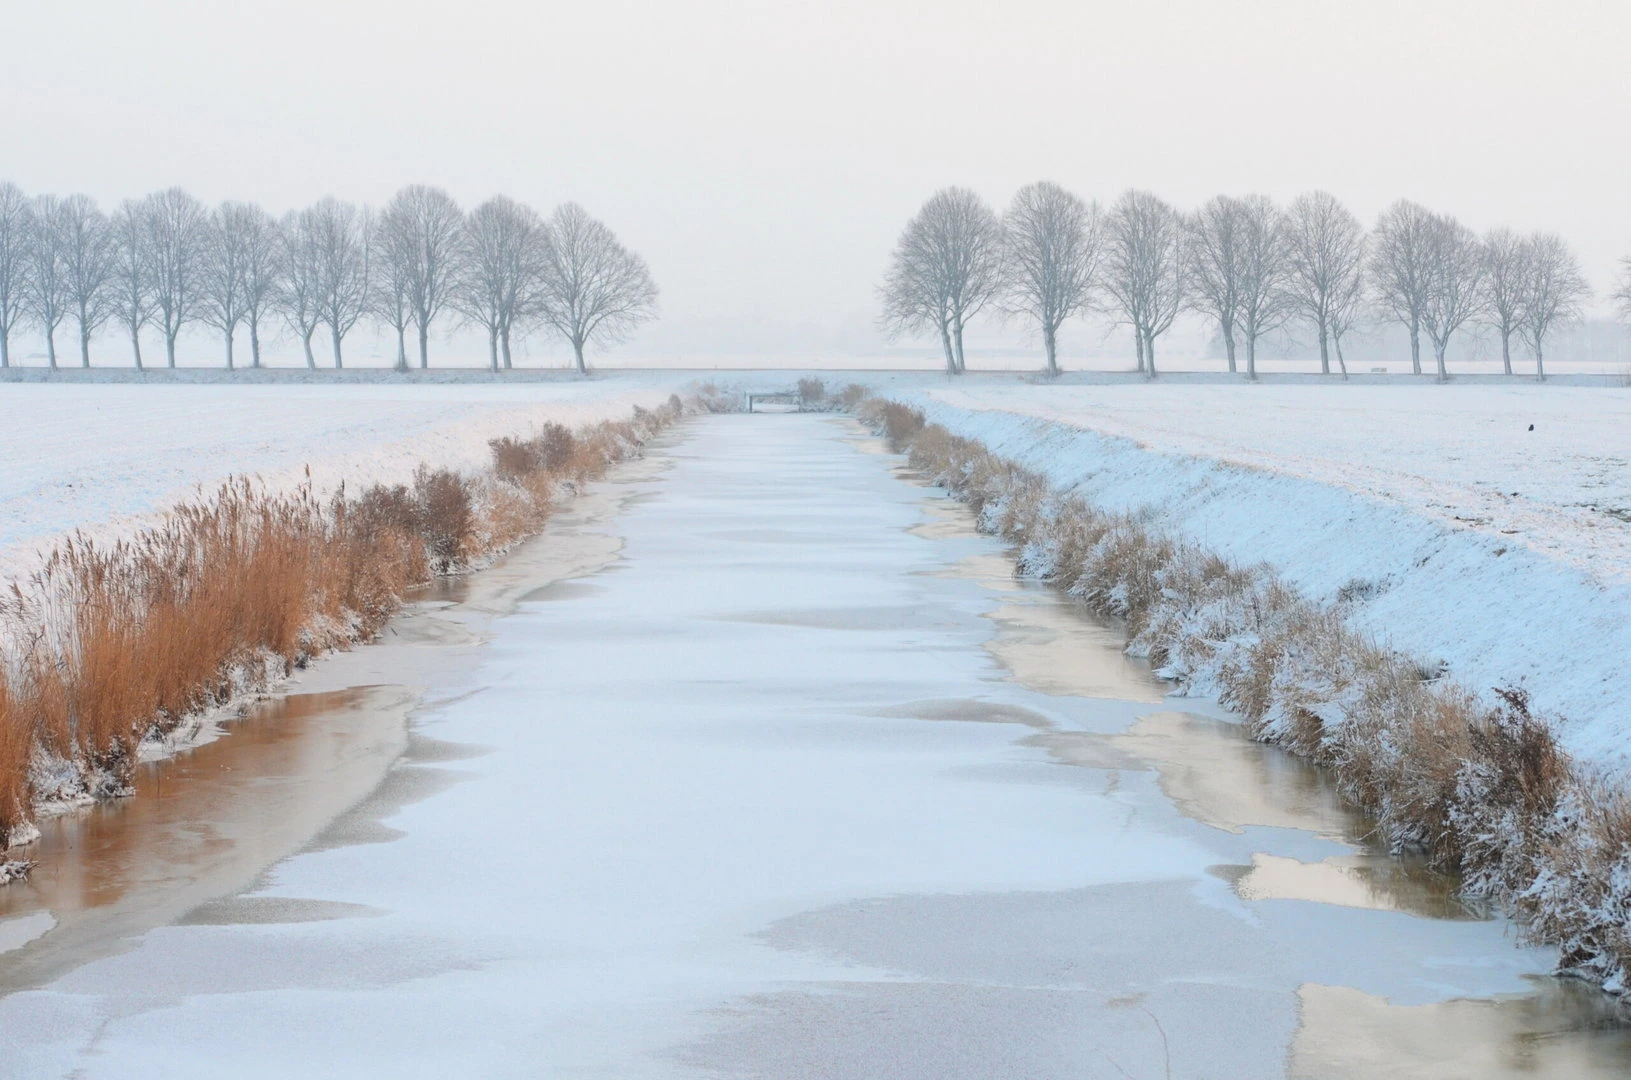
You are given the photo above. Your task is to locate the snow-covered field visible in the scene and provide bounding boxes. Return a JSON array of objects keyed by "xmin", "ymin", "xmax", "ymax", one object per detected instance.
[
  {"xmin": 893, "ymin": 384, "xmax": 1631, "ymax": 771},
  {"xmin": 0, "ymin": 380, "xmax": 690, "ymax": 583}
]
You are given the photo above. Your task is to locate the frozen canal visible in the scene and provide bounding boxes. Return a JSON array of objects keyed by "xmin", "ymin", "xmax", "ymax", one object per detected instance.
[{"xmin": 3, "ymin": 414, "xmax": 1631, "ymax": 1077}]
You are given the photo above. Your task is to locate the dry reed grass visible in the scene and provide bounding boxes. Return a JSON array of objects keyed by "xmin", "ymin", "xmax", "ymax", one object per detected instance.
[
  {"xmin": 854, "ymin": 392, "xmax": 1631, "ymax": 995},
  {"xmin": 0, "ymin": 394, "xmax": 693, "ymax": 853}
]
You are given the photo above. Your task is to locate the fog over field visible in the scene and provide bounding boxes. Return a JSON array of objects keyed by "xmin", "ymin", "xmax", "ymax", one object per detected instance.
[{"xmin": 1, "ymin": 0, "xmax": 1628, "ymax": 366}]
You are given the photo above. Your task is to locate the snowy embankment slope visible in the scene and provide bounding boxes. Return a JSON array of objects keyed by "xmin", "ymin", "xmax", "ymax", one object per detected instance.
[
  {"xmin": 897, "ymin": 384, "xmax": 1631, "ymax": 772},
  {"xmin": 0, "ymin": 379, "xmax": 688, "ymax": 582}
]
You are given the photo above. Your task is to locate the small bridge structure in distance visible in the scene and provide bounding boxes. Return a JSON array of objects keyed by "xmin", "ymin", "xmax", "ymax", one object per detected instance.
[{"xmin": 745, "ymin": 389, "xmax": 808, "ymax": 413}]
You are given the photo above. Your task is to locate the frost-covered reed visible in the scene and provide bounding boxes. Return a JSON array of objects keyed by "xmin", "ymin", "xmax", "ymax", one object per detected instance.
[
  {"xmin": 0, "ymin": 393, "xmax": 709, "ymax": 854},
  {"xmin": 858, "ymin": 392, "xmax": 1631, "ymax": 996}
]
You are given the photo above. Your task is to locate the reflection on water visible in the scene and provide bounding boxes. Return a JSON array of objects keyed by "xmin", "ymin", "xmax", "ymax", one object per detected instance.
[
  {"xmin": 888, "ymin": 464, "xmax": 1631, "ymax": 1065},
  {"xmin": 1292, "ymin": 982, "xmax": 1631, "ymax": 1078},
  {"xmin": 1115, "ymin": 711, "xmax": 1360, "ymax": 839},
  {"xmin": 0, "ymin": 687, "xmax": 411, "ymax": 992},
  {"xmin": 1216, "ymin": 853, "xmax": 1478, "ymax": 921}
]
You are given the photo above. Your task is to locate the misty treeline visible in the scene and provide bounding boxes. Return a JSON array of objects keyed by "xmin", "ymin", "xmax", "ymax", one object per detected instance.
[
  {"xmin": 0, "ymin": 183, "xmax": 658, "ymax": 373},
  {"xmin": 884, "ymin": 185, "xmax": 1631, "ymax": 379}
]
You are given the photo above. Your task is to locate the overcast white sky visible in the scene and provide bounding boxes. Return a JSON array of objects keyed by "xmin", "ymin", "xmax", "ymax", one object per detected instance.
[{"xmin": 3, "ymin": 0, "xmax": 1626, "ymax": 360}]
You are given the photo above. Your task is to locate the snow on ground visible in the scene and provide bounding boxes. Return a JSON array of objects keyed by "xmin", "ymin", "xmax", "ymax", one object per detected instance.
[
  {"xmin": 895, "ymin": 383, "xmax": 1631, "ymax": 771},
  {"xmin": 0, "ymin": 379, "xmax": 689, "ymax": 583}
]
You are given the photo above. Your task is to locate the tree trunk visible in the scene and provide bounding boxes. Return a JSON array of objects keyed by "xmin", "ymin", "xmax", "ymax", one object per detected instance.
[
  {"xmin": 1317, "ymin": 322, "xmax": 1330, "ymax": 375},
  {"xmin": 0, "ymin": 330, "xmax": 8, "ymax": 367},
  {"xmin": 80, "ymin": 324, "xmax": 91, "ymax": 367},
  {"xmin": 488, "ymin": 328, "xmax": 499, "ymax": 372},
  {"xmin": 131, "ymin": 327, "xmax": 143, "ymax": 370},
  {"xmin": 1334, "ymin": 334, "xmax": 1349, "ymax": 378},
  {"xmin": 1501, "ymin": 330, "xmax": 1512, "ymax": 376},
  {"xmin": 303, "ymin": 331, "xmax": 316, "ymax": 370},
  {"xmin": 938, "ymin": 323, "xmax": 955, "ymax": 374},
  {"xmin": 45, "ymin": 330, "xmax": 56, "ymax": 369},
  {"xmin": 331, "ymin": 326, "xmax": 343, "ymax": 369},
  {"xmin": 573, "ymin": 337, "xmax": 587, "ymax": 375},
  {"xmin": 1246, "ymin": 335, "xmax": 1257, "ymax": 381},
  {"xmin": 1043, "ymin": 324, "xmax": 1058, "ymax": 377},
  {"xmin": 418, "ymin": 324, "xmax": 429, "ymax": 369},
  {"xmin": 165, "ymin": 331, "xmax": 176, "ymax": 368},
  {"xmin": 953, "ymin": 323, "xmax": 967, "ymax": 374},
  {"xmin": 225, "ymin": 329, "xmax": 235, "ymax": 371},
  {"xmin": 500, "ymin": 326, "xmax": 513, "ymax": 370},
  {"xmin": 1536, "ymin": 344, "xmax": 1546, "ymax": 382},
  {"xmin": 1435, "ymin": 342, "xmax": 1448, "ymax": 381},
  {"xmin": 250, "ymin": 323, "xmax": 262, "ymax": 368},
  {"xmin": 1144, "ymin": 331, "xmax": 1157, "ymax": 378},
  {"xmin": 1409, "ymin": 322, "xmax": 1421, "ymax": 375},
  {"xmin": 1223, "ymin": 326, "xmax": 1237, "ymax": 374},
  {"xmin": 1135, "ymin": 331, "xmax": 1146, "ymax": 372}
]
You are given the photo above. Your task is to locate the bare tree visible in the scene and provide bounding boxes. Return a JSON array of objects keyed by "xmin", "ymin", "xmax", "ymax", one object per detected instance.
[
  {"xmin": 1103, "ymin": 190, "xmax": 1184, "ymax": 376},
  {"xmin": 1612, "ymin": 257, "xmax": 1631, "ymax": 323},
  {"xmin": 57, "ymin": 195, "xmax": 116, "ymax": 367},
  {"xmin": 1479, "ymin": 228, "xmax": 1528, "ymax": 376},
  {"xmin": 1419, "ymin": 212, "xmax": 1486, "ymax": 380},
  {"xmin": 25, "ymin": 195, "xmax": 70, "ymax": 368},
  {"xmin": 1002, "ymin": 181, "xmax": 1100, "ymax": 376},
  {"xmin": 1327, "ymin": 252, "xmax": 1367, "ymax": 378},
  {"xmin": 879, "ymin": 188, "xmax": 1003, "ymax": 374},
  {"xmin": 1519, "ymin": 232, "xmax": 1590, "ymax": 381},
  {"xmin": 108, "ymin": 200, "xmax": 153, "ymax": 368},
  {"xmin": 538, "ymin": 203, "xmax": 658, "ymax": 374},
  {"xmin": 0, "ymin": 183, "xmax": 30, "ymax": 368},
  {"xmin": 309, "ymin": 198, "xmax": 371, "ymax": 368},
  {"xmin": 880, "ymin": 207, "xmax": 956, "ymax": 373},
  {"xmin": 1183, "ymin": 195, "xmax": 1245, "ymax": 374},
  {"xmin": 142, "ymin": 187, "xmax": 207, "ymax": 367},
  {"xmin": 1369, "ymin": 200, "xmax": 1434, "ymax": 375},
  {"xmin": 235, "ymin": 204, "xmax": 281, "ymax": 369},
  {"xmin": 200, "ymin": 202, "xmax": 253, "ymax": 369},
  {"xmin": 458, "ymin": 195, "xmax": 547, "ymax": 371},
  {"xmin": 1284, "ymin": 191, "xmax": 1365, "ymax": 376},
  {"xmin": 1234, "ymin": 195, "xmax": 1292, "ymax": 379},
  {"xmin": 370, "ymin": 211, "xmax": 415, "ymax": 370},
  {"xmin": 379, "ymin": 185, "xmax": 463, "ymax": 368},
  {"xmin": 277, "ymin": 208, "xmax": 324, "ymax": 368}
]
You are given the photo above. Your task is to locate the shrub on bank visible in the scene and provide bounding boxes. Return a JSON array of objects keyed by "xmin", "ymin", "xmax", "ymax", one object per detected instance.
[
  {"xmin": 854, "ymin": 392, "xmax": 1631, "ymax": 996},
  {"xmin": 0, "ymin": 394, "xmax": 692, "ymax": 850}
]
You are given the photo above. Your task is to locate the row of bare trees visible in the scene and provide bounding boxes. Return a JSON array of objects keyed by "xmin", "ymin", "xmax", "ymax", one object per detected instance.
[
  {"xmin": 0, "ymin": 183, "xmax": 657, "ymax": 372},
  {"xmin": 882, "ymin": 185, "xmax": 1612, "ymax": 379}
]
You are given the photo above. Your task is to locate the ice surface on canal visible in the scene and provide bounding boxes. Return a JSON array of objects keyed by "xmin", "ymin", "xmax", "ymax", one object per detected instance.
[{"xmin": 1, "ymin": 414, "xmax": 1626, "ymax": 1078}]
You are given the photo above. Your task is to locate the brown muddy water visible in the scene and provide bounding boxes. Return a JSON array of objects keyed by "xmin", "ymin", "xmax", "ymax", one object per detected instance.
[{"xmin": 1, "ymin": 415, "xmax": 1629, "ymax": 1078}]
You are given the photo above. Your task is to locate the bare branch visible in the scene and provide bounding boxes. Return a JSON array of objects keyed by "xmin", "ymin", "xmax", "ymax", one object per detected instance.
[
  {"xmin": 378, "ymin": 185, "xmax": 464, "ymax": 368},
  {"xmin": 1284, "ymin": 191, "xmax": 1365, "ymax": 377},
  {"xmin": 1003, "ymin": 181, "xmax": 1100, "ymax": 376},
  {"xmin": 0, "ymin": 183, "xmax": 26, "ymax": 368},
  {"xmin": 1103, "ymin": 190, "xmax": 1184, "ymax": 376},
  {"xmin": 878, "ymin": 188, "xmax": 1002, "ymax": 374},
  {"xmin": 538, "ymin": 203, "xmax": 657, "ymax": 374},
  {"xmin": 456, "ymin": 195, "xmax": 548, "ymax": 372},
  {"xmin": 1519, "ymin": 232, "xmax": 1590, "ymax": 381},
  {"xmin": 1369, "ymin": 199, "xmax": 1434, "ymax": 375}
]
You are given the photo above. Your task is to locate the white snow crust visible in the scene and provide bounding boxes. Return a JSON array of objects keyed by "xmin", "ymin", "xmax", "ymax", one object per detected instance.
[{"xmin": 899, "ymin": 383, "xmax": 1631, "ymax": 771}]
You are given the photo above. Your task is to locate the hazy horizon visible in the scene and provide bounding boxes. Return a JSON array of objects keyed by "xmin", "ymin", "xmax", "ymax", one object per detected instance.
[{"xmin": 3, "ymin": 0, "xmax": 1627, "ymax": 361}]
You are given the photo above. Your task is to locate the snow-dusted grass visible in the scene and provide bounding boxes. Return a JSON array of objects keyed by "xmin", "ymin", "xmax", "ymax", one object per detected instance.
[
  {"xmin": 0, "ymin": 389, "xmax": 717, "ymax": 852},
  {"xmin": 904, "ymin": 382, "xmax": 1631, "ymax": 773},
  {"xmin": 856, "ymin": 392, "xmax": 1631, "ymax": 995},
  {"xmin": 0, "ymin": 380, "xmax": 691, "ymax": 583}
]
